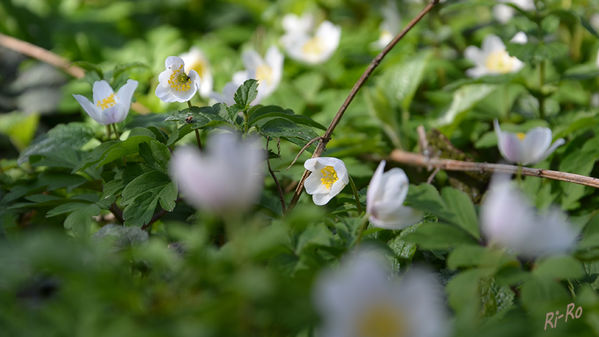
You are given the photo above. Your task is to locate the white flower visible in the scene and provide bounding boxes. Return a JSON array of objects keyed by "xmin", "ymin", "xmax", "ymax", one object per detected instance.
[
  {"xmin": 481, "ymin": 176, "xmax": 577, "ymax": 258},
  {"xmin": 373, "ymin": 1, "xmax": 401, "ymax": 49},
  {"xmin": 510, "ymin": 31, "xmax": 528, "ymax": 44},
  {"xmin": 73, "ymin": 79, "xmax": 138, "ymax": 125},
  {"xmin": 170, "ymin": 132, "xmax": 265, "ymax": 213},
  {"xmin": 282, "ymin": 13, "xmax": 314, "ymax": 35},
  {"xmin": 367, "ymin": 161, "xmax": 423, "ymax": 230},
  {"xmin": 155, "ymin": 56, "xmax": 201, "ymax": 103},
  {"xmin": 494, "ymin": 119, "xmax": 564, "ymax": 165},
  {"xmin": 314, "ymin": 248, "xmax": 448, "ymax": 337},
  {"xmin": 210, "ymin": 46, "xmax": 283, "ymax": 106},
  {"xmin": 493, "ymin": 0, "xmax": 535, "ymax": 23},
  {"xmin": 464, "ymin": 34, "xmax": 524, "ymax": 78},
  {"xmin": 304, "ymin": 157, "xmax": 349, "ymax": 206},
  {"xmin": 179, "ymin": 47, "xmax": 213, "ymax": 98},
  {"xmin": 591, "ymin": 93, "xmax": 599, "ymax": 107},
  {"xmin": 281, "ymin": 14, "xmax": 341, "ymax": 64}
]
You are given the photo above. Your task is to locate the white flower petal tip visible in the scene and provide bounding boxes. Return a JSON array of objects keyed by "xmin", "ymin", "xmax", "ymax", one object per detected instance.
[
  {"xmin": 179, "ymin": 47, "xmax": 213, "ymax": 98},
  {"xmin": 303, "ymin": 157, "xmax": 349, "ymax": 206},
  {"xmin": 366, "ymin": 161, "xmax": 422, "ymax": 229},
  {"xmin": 169, "ymin": 132, "xmax": 265, "ymax": 214},
  {"xmin": 156, "ymin": 56, "xmax": 201, "ymax": 103},
  {"xmin": 314, "ymin": 248, "xmax": 449, "ymax": 337},
  {"xmin": 464, "ymin": 34, "xmax": 524, "ymax": 78},
  {"xmin": 281, "ymin": 13, "xmax": 341, "ymax": 64},
  {"xmin": 494, "ymin": 119, "xmax": 564, "ymax": 165},
  {"xmin": 372, "ymin": 1, "xmax": 401, "ymax": 49},
  {"xmin": 481, "ymin": 177, "xmax": 577, "ymax": 258},
  {"xmin": 493, "ymin": 0, "xmax": 535, "ymax": 23},
  {"xmin": 74, "ymin": 79, "xmax": 138, "ymax": 125}
]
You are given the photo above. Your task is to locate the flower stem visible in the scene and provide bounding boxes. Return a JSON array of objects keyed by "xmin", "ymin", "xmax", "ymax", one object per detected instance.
[
  {"xmin": 194, "ymin": 129, "xmax": 203, "ymax": 151},
  {"xmin": 187, "ymin": 101, "xmax": 192, "ymax": 109},
  {"xmin": 106, "ymin": 125, "xmax": 111, "ymax": 139},
  {"xmin": 353, "ymin": 214, "xmax": 370, "ymax": 247},
  {"xmin": 348, "ymin": 175, "xmax": 363, "ymax": 214},
  {"xmin": 112, "ymin": 123, "xmax": 120, "ymax": 139}
]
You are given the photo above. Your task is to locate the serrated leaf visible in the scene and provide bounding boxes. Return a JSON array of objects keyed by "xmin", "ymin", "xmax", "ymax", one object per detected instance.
[
  {"xmin": 533, "ymin": 255, "xmax": 584, "ymax": 280},
  {"xmin": 234, "ymin": 79, "xmax": 258, "ymax": 108},
  {"xmin": 258, "ymin": 118, "xmax": 319, "ymax": 147},
  {"xmin": 405, "ymin": 184, "xmax": 454, "ymax": 221},
  {"xmin": 248, "ymin": 105, "xmax": 325, "ymax": 130},
  {"xmin": 441, "ymin": 187, "xmax": 480, "ymax": 239},
  {"xmin": 64, "ymin": 204, "xmax": 101, "ymax": 238},
  {"xmin": 165, "ymin": 106, "xmax": 229, "ymax": 130},
  {"xmin": 121, "ymin": 170, "xmax": 177, "ymax": 226},
  {"xmin": 404, "ymin": 222, "xmax": 476, "ymax": 250},
  {"xmin": 94, "ymin": 135, "xmax": 155, "ymax": 167},
  {"xmin": 19, "ymin": 123, "xmax": 94, "ymax": 165}
]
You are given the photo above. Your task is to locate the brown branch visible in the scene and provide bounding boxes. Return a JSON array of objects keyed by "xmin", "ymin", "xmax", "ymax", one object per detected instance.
[
  {"xmin": 141, "ymin": 198, "xmax": 182, "ymax": 231},
  {"xmin": 0, "ymin": 33, "xmax": 150, "ymax": 114},
  {"xmin": 267, "ymin": 137, "xmax": 287, "ymax": 213},
  {"xmin": 287, "ymin": 0, "xmax": 440, "ymax": 210},
  {"xmin": 286, "ymin": 136, "xmax": 326, "ymax": 170},
  {"xmin": 389, "ymin": 149, "xmax": 599, "ymax": 189},
  {"xmin": 109, "ymin": 203, "xmax": 124, "ymax": 224}
]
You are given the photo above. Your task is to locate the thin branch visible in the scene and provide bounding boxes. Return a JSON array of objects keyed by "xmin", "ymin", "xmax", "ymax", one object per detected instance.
[
  {"xmin": 0, "ymin": 33, "xmax": 150, "ymax": 114},
  {"xmin": 389, "ymin": 149, "xmax": 599, "ymax": 189},
  {"xmin": 286, "ymin": 136, "xmax": 326, "ymax": 170},
  {"xmin": 267, "ymin": 137, "xmax": 287, "ymax": 213},
  {"xmin": 109, "ymin": 203, "xmax": 124, "ymax": 224},
  {"xmin": 141, "ymin": 198, "xmax": 182, "ymax": 231},
  {"xmin": 287, "ymin": 0, "xmax": 440, "ymax": 210}
]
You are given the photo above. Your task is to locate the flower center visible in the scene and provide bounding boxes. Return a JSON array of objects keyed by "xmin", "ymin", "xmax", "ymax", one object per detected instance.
[
  {"xmin": 302, "ymin": 36, "xmax": 325, "ymax": 57},
  {"xmin": 96, "ymin": 93, "xmax": 117, "ymax": 110},
  {"xmin": 189, "ymin": 60, "xmax": 207, "ymax": 78},
  {"xmin": 356, "ymin": 302, "xmax": 408, "ymax": 337},
  {"xmin": 256, "ymin": 64, "xmax": 274, "ymax": 86},
  {"xmin": 485, "ymin": 50, "xmax": 515, "ymax": 73},
  {"xmin": 168, "ymin": 64, "xmax": 192, "ymax": 92},
  {"xmin": 516, "ymin": 132, "xmax": 526, "ymax": 141},
  {"xmin": 320, "ymin": 166, "xmax": 338, "ymax": 190}
]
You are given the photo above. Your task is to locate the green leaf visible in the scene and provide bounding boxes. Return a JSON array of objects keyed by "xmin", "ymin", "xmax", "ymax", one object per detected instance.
[
  {"xmin": 533, "ymin": 255, "xmax": 584, "ymax": 280},
  {"xmin": 390, "ymin": 50, "xmax": 432, "ymax": 111},
  {"xmin": 64, "ymin": 204, "xmax": 101, "ymax": 238},
  {"xmin": 94, "ymin": 135, "xmax": 155, "ymax": 167},
  {"xmin": 404, "ymin": 222, "xmax": 476, "ymax": 250},
  {"xmin": 19, "ymin": 123, "xmax": 94, "ymax": 165},
  {"xmin": 0, "ymin": 112, "xmax": 39, "ymax": 151},
  {"xmin": 165, "ymin": 106, "xmax": 229, "ymax": 130},
  {"xmin": 139, "ymin": 141, "xmax": 170, "ymax": 172},
  {"xmin": 506, "ymin": 41, "xmax": 568, "ymax": 64},
  {"xmin": 234, "ymin": 79, "xmax": 258, "ymax": 108},
  {"xmin": 559, "ymin": 135, "xmax": 599, "ymax": 210},
  {"xmin": 121, "ymin": 170, "xmax": 177, "ymax": 226},
  {"xmin": 405, "ymin": 184, "xmax": 454, "ymax": 221},
  {"xmin": 441, "ymin": 187, "xmax": 480, "ymax": 239},
  {"xmin": 258, "ymin": 118, "xmax": 319, "ymax": 148},
  {"xmin": 295, "ymin": 223, "xmax": 333, "ymax": 254},
  {"xmin": 436, "ymin": 84, "xmax": 496, "ymax": 135},
  {"xmin": 248, "ymin": 105, "xmax": 325, "ymax": 130},
  {"xmin": 47, "ymin": 202, "xmax": 93, "ymax": 217}
]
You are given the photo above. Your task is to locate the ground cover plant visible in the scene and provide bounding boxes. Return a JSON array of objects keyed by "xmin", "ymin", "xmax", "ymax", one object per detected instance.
[{"xmin": 2, "ymin": 0, "xmax": 599, "ymax": 336}]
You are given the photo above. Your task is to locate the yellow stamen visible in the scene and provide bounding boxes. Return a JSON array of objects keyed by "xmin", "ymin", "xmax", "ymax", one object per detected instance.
[
  {"xmin": 256, "ymin": 64, "xmax": 273, "ymax": 85},
  {"xmin": 356, "ymin": 302, "xmax": 408, "ymax": 337},
  {"xmin": 320, "ymin": 166, "xmax": 338, "ymax": 190},
  {"xmin": 485, "ymin": 50, "xmax": 515, "ymax": 73},
  {"xmin": 168, "ymin": 64, "xmax": 192, "ymax": 92},
  {"xmin": 96, "ymin": 93, "xmax": 116, "ymax": 110},
  {"xmin": 190, "ymin": 60, "xmax": 206, "ymax": 78},
  {"xmin": 302, "ymin": 36, "xmax": 324, "ymax": 56},
  {"xmin": 516, "ymin": 132, "xmax": 526, "ymax": 141}
]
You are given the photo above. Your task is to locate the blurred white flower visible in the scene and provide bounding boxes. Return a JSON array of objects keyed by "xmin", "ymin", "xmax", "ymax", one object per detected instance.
[
  {"xmin": 481, "ymin": 176, "xmax": 577, "ymax": 258},
  {"xmin": 314, "ymin": 248, "xmax": 448, "ymax": 337},
  {"xmin": 510, "ymin": 31, "xmax": 528, "ymax": 44},
  {"xmin": 281, "ymin": 14, "xmax": 341, "ymax": 64},
  {"xmin": 367, "ymin": 161, "xmax": 422, "ymax": 229},
  {"xmin": 494, "ymin": 119, "xmax": 564, "ymax": 165},
  {"xmin": 304, "ymin": 157, "xmax": 349, "ymax": 206},
  {"xmin": 591, "ymin": 93, "xmax": 599, "ymax": 107},
  {"xmin": 373, "ymin": 1, "xmax": 401, "ymax": 49},
  {"xmin": 179, "ymin": 47, "xmax": 213, "ymax": 98},
  {"xmin": 73, "ymin": 79, "xmax": 138, "ymax": 125},
  {"xmin": 465, "ymin": 34, "xmax": 524, "ymax": 78},
  {"xmin": 210, "ymin": 46, "xmax": 283, "ymax": 106},
  {"xmin": 170, "ymin": 132, "xmax": 265, "ymax": 213},
  {"xmin": 493, "ymin": 0, "xmax": 535, "ymax": 23},
  {"xmin": 155, "ymin": 56, "xmax": 201, "ymax": 103},
  {"xmin": 591, "ymin": 14, "xmax": 599, "ymax": 32}
]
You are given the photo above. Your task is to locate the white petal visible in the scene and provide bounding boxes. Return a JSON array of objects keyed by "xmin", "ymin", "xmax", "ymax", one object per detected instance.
[
  {"xmin": 242, "ymin": 49, "xmax": 262, "ymax": 71},
  {"xmin": 537, "ymin": 138, "xmax": 565, "ymax": 163},
  {"xmin": 510, "ymin": 32, "xmax": 528, "ymax": 44},
  {"xmin": 369, "ymin": 205, "xmax": 422, "ymax": 230},
  {"xmin": 464, "ymin": 46, "xmax": 484, "ymax": 65},
  {"xmin": 115, "ymin": 79, "xmax": 138, "ymax": 123},
  {"xmin": 155, "ymin": 83, "xmax": 177, "ymax": 103},
  {"xmin": 482, "ymin": 34, "xmax": 505, "ymax": 53},
  {"xmin": 304, "ymin": 171, "xmax": 327, "ymax": 195},
  {"xmin": 312, "ymin": 192, "xmax": 335, "ymax": 206},
  {"xmin": 366, "ymin": 161, "xmax": 386, "ymax": 214},
  {"xmin": 494, "ymin": 120, "xmax": 524, "ymax": 163},
  {"xmin": 92, "ymin": 80, "xmax": 114, "ymax": 105},
  {"xmin": 165, "ymin": 56, "xmax": 184, "ymax": 70},
  {"xmin": 521, "ymin": 127, "xmax": 552, "ymax": 164},
  {"xmin": 74, "ymin": 94, "xmax": 105, "ymax": 124},
  {"xmin": 493, "ymin": 4, "xmax": 513, "ymax": 23},
  {"xmin": 101, "ymin": 106, "xmax": 120, "ymax": 124}
]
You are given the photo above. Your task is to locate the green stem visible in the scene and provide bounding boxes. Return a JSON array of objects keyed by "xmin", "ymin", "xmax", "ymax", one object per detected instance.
[
  {"xmin": 106, "ymin": 125, "xmax": 111, "ymax": 139},
  {"xmin": 517, "ymin": 164, "xmax": 523, "ymax": 183},
  {"xmin": 194, "ymin": 129, "xmax": 203, "ymax": 151},
  {"xmin": 348, "ymin": 175, "xmax": 363, "ymax": 214},
  {"xmin": 112, "ymin": 123, "xmax": 120, "ymax": 139},
  {"xmin": 353, "ymin": 214, "xmax": 370, "ymax": 247},
  {"xmin": 187, "ymin": 101, "xmax": 192, "ymax": 109}
]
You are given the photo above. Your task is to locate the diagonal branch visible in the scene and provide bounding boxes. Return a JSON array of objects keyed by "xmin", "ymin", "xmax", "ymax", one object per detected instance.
[
  {"xmin": 287, "ymin": 0, "xmax": 441, "ymax": 210},
  {"xmin": 389, "ymin": 149, "xmax": 599, "ymax": 189}
]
